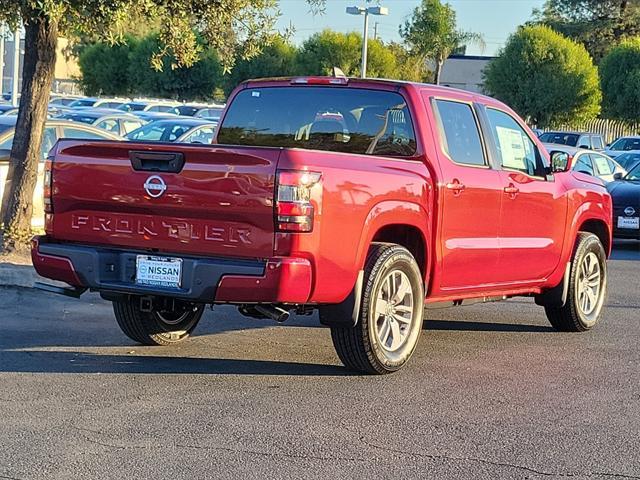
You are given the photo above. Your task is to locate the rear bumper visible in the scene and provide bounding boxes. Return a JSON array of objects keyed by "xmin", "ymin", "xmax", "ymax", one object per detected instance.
[
  {"xmin": 31, "ymin": 236, "xmax": 313, "ymax": 304},
  {"xmin": 613, "ymin": 228, "xmax": 640, "ymax": 239}
]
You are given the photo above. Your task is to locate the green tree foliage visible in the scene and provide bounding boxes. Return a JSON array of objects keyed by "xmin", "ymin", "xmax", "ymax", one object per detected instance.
[
  {"xmin": 484, "ymin": 25, "xmax": 601, "ymax": 126},
  {"xmin": 224, "ymin": 37, "xmax": 298, "ymax": 94},
  {"xmin": 600, "ymin": 39, "xmax": 640, "ymax": 121},
  {"xmin": 127, "ymin": 34, "xmax": 223, "ymax": 100},
  {"xmin": 296, "ymin": 30, "xmax": 400, "ymax": 79},
  {"xmin": 78, "ymin": 38, "xmax": 137, "ymax": 96},
  {"xmin": 0, "ymin": 0, "xmax": 324, "ymax": 252},
  {"xmin": 534, "ymin": 0, "xmax": 640, "ymax": 62},
  {"xmin": 399, "ymin": 0, "xmax": 483, "ymax": 84}
]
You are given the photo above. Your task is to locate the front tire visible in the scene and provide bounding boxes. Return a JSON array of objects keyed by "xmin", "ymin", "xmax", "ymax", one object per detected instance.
[
  {"xmin": 545, "ymin": 233, "xmax": 607, "ymax": 332},
  {"xmin": 326, "ymin": 243, "xmax": 425, "ymax": 374},
  {"xmin": 113, "ymin": 296, "xmax": 204, "ymax": 346}
]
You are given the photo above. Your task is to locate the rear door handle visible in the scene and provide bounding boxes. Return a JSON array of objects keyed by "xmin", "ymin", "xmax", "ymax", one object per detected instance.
[
  {"xmin": 504, "ymin": 185, "xmax": 520, "ymax": 196},
  {"xmin": 446, "ymin": 181, "xmax": 465, "ymax": 193}
]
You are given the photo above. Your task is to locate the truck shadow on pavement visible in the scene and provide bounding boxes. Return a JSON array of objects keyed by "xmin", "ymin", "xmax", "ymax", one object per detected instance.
[
  {"xmin": 0, "ymin": 349, "xmax": 351, "ymax": 376},
  {"xmin": 423, "ymin": 319, "xmax": 555, "ymax": 333}
]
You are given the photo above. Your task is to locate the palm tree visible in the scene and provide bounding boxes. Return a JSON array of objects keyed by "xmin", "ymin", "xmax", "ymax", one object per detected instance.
[{"xmin": 400, "ymin": 0, "xmax": 485, "ymax": 84}]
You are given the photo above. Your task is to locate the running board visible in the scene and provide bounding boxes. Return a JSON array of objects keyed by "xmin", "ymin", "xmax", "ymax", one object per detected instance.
[{"xmin": 34, "ymin": 282, "xmax": 87, "ymax": 298}]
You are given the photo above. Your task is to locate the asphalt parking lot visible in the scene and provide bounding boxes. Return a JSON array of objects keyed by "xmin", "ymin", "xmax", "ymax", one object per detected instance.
[{"xmin": 0, "ymin": 241, "xmax": 639, "ymax": 480}]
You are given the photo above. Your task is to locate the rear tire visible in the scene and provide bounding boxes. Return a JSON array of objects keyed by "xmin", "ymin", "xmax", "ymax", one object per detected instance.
[
  {"xmin": 325, "ymin": 243, "xmax": 424, "ymax": 374},
  {"xmin": 113, "ymin": 296, "xmax": 204, "ymax": 346},
  {"xmin": 545, "ymin": 232, "xmax": 607, "ymax": 332}
]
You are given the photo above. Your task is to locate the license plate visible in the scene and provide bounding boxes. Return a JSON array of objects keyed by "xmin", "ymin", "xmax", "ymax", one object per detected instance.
[
  {"xmin": 136, "ymin": 256, "xmax": 182, "ymax": 288},
  {"xmin": 618, "ymin": 216, "xmax": 640, "ymax": 229}
]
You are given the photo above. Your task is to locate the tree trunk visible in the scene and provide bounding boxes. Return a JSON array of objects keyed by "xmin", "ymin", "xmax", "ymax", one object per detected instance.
[
  {"xmin": 434, "ymin": 59, "xmax": 443, "ymax": 85},
  {"xmin": 1, "ymin": 16, "xmax": 58, "ymax": 253}
]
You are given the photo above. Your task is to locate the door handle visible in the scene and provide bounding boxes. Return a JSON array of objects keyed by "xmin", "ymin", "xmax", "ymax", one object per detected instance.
[
  {"xmin": 446, "ymin": 181, "xmax": 465, "ymax": 193},
  {"xmin": 504, "ymin": 185, "xmax": 519, "ymax": 197}
]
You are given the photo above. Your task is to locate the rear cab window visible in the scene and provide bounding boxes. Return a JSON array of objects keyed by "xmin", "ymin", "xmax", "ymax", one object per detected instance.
[
  {"xmin": 217, "ymin": 86, "xmax": 416, "ymax": 156},
  {"xmin": 432, "ymin": 99, "xmax": 486, "ymax": 166}
]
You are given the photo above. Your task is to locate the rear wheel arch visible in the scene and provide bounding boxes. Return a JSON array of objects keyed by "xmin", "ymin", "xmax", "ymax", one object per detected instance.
[
  {"xmin": 371, "ymin": 224, "xmax": 428, "ymax": 280},
  {"xmin": 578, "ymin": 219, "xmax": 611, "ymax": 256}
]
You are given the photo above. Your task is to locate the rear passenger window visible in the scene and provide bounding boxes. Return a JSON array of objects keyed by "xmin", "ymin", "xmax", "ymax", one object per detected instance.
[
  {"xmin": 486, "ymin": 108, "xmax": 547, "ymax": 177},
  {"xmin": 217, "ymin": 87, "xmax": 416, "ymax": 156},
  {"xmin": 591, "ymin": 136, "xmax": 604, "ymax": 150},
  {"xmin": 434, "ymin": 100, "xmax": 485, "ymax": 166}
]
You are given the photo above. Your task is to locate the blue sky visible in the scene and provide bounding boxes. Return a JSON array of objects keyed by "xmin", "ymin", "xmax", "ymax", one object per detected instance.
[{"xmin": 277, "ymin": 0, "xmax": 545, "ymax": 56}]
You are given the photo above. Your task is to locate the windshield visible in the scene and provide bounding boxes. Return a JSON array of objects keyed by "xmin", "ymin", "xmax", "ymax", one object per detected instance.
[
  {"xmin": 59, "ymin": 114, "xmax": 97, "ymax": 125},
  {"xmin": 217, "ymin": 86, "xmax": 416, "ymax": 156},
  {"xmin": 616, "ymin": 153, "xmax": 640, "ymax": 170},
  {"xmin": 539, "ymin": 132, "xmax": 579, "ymax": 146},
  {"xmin": 126, "ymin": 121, "xmax": 193, "ymax": 142},
  {"xmin": 68, "ymin": 99, "xmax": 96, "ymax": 108},
  {"xmin": 118, "ymin": 103, "xmax": 146, "ymax": 112},
  {"xmin": 625, "ymin": 163, "xmax": 640, "ymax": 181}
]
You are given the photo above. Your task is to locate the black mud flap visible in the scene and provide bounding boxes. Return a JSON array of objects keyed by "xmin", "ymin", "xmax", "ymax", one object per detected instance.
[
  {"xmin": 319, "ymin": 270, "xmax": 364, "ymax": 327},
  {"xmin": 535, "ymin": 262, "xmax": 571, "ymax": 308}
]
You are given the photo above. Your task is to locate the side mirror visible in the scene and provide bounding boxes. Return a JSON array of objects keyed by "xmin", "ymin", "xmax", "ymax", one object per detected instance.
[
  {"xmin": 614, "ymin": 172, "xmax": 623, "ymax": 180},
  {"xmin": 578, "ymin": 144, "xmax": 589, "ymax": 149},
  {"xmin": 550, "ymin": 150, "xmax": 572, "ymax": 173}
]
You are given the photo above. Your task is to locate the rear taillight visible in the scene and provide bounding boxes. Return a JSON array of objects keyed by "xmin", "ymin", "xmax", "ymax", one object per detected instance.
[
  {"xmin": 276, "ymin": 170, "xmax": 322, "ymax": 233},
  {"xmin": 43, "ymin": 156, "xmax": 53, "ymax": 214}
]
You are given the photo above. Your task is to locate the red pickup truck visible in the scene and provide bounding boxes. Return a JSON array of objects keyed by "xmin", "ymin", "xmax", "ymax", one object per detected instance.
[{"xmin": 32, "ymin": 77, "xmax": 612, "ymax": 374}]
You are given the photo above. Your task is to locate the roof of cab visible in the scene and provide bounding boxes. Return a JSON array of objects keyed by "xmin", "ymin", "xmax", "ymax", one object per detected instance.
[{"xmin": 239, "ymin": 76, "xmax": 498, "ymax": 102}]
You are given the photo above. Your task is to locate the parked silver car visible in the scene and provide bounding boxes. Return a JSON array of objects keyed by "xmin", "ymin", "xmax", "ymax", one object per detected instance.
[{"xmin": 543, "ymin": 143, "xmax": 626, "ymax": 183}]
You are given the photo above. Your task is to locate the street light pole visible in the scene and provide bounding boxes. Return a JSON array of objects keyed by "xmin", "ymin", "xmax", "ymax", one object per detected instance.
[
  {"xmin": 0, "ymin": 24, "xmax": 5, "ymax": 98},
  {"xmin": 346, "ymin": 4, "xmax": 389, "ymax": 79},
  {"xmin": 361, "ymin": 8, "xmax": 370, "ymax": 78},
  {"xmin": 11, "ymin": 26, "xmax": 20, "ymax": 108}
]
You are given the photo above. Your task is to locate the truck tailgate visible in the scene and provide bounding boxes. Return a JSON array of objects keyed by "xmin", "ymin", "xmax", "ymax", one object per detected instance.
[{"xmin": 49, "ymin": 141, "xmax": 280, "ymax": 258}]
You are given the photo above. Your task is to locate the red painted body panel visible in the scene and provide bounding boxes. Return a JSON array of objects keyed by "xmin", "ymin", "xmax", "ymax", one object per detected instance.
[
  {"xmin": 48, "ymin": 141, "xmax": 279, "ymax": 258},
  {"xmin": 215, "ymin": 257, "xmax": 312, "ymax": 303},
  {"xmin": 31, "ymin": 237, "xmax": 82, "ymax": 286},
  {"xmin": 36, "ymin": 78, "xmax": 613, "ymax": 306}
]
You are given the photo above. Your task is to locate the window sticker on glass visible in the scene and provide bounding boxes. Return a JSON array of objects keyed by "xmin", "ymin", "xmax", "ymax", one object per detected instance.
[
  {"xmin": 496, "ymin": 126, "xmax": 528, "ymax": 171},
  {"xmin": 592, "ymin": 156, "xmax": 612, "ymax": 175},
  {"xmin": 251, "ymin": 91, "xmax": 260, "ymax": 97}
]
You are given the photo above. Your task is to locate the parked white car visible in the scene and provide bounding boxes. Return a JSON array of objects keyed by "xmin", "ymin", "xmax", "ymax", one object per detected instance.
[{"xmin": 0, "ymin": 118, "xmax": 123, "ymax": 228}]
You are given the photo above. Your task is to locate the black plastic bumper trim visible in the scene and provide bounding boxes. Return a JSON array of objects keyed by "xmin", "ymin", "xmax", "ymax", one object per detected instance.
[{"xmin": 37, "ymin": 241, "xmax": 266, "ymax": 303}]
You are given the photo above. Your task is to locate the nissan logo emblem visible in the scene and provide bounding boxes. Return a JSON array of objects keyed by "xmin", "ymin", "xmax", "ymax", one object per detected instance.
[
  {"xmin": 144, "ymin": 175, "xmax": 167, "ymax": 198},
  {"xmin": 624, "ymin": 206, "xmax": 636, "ymax": 217}
]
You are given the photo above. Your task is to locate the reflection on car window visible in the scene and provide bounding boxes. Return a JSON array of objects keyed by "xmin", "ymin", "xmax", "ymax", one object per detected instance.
[
  {"xmin": 96, "ymin": 119, "xmax": 119, "ymax": 133},
  {"xmin": 434, "ymin": 100, "xmax": 485, "ymax": 166},
  {"xmin": 539, "ymin": 132, "xmax": 579, "ymax": 146},
  {"xmin": 616, "ymin": 153, "xmax": 640, "ymax": 170},
  {"xmin": 182, "ymin": 126, "xmax": 216, "ymax": 144},
  {"xmin": 625, "ymin": 164, "xmax": 640, "ymax": 180},
  {"xmin": 218, "ymin": 87, "xmax": 416, "ymax": 156},
  {"xmin": 575, "ymin": 155, "xmax": 594, "ymax": 175},
  {"xmin": 0, "ymin": 126, "xmax": 58, "ymax": 160},
  {"xmin": 40, "ymin": 127, "xmax": 58, "ymax": 160},
  {"xmin": 612, "ymin": 137, "xmax": 640, "ymax": 151},
  {"xmin": 126, "ymin": 122, "xmax": 191, "ymax": 142},
  {"xmin": 486, "ymin": 108, "xmax": 546, "ymax": 177},
  {"xmin": 122, "ymin": 120, "xmax": 143, "ymax": 134},
  {"xmin": 62, "ymin": 127, "xmax": 109, "ymax": 140}
]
